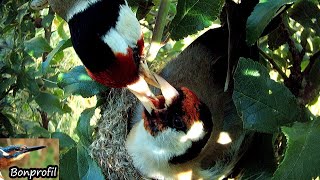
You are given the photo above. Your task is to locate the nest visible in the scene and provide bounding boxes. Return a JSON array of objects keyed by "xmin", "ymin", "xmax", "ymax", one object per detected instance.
[{"xmin": 90, "ymin": 89, "xmax": 143, "ymax": 179}]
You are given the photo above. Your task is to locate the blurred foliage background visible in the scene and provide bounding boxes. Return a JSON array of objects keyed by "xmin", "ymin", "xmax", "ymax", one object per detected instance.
[{"xmin": 0, "ymin": 0, "xmax": 320, "ymax": 179}]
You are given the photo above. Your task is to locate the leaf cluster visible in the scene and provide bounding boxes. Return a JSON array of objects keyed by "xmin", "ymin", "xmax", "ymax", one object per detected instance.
[{"xmin": 234, "ymin": 0, "xmax": 320, "ymax": 178}]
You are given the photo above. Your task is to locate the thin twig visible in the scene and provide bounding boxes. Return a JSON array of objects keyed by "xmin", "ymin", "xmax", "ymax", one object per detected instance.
[
  {"xmin": 281, "ymin": 20, "xmax": 303, "ymax": 96},
  {"xmin": 224, "ymin": 7, "xmax": 231, "ymax": 92},
  {"xmin": 42, "ymin": 78, "xmax": 57, "ymax": 84},
  {"xmin": 42, "ymin": 8, "xmax": 54, "ymax": 62},
  {"xmin": 258, "ymin": 48, "xmax": 288, "ymax": 80},
  {"xmin": 1, "ymin": 85, "xmax": 16, "ymax": 100},
  {"xmin": 287, "ymin": 35, "xmax": 302, "ymax": 69},
  {"xmin": 146, "ymin": 0, "xmax": 171, "ymax": 61},
  {"xmin": 39, "ymin": 7, "xmax": 54, "ymax": 130}
]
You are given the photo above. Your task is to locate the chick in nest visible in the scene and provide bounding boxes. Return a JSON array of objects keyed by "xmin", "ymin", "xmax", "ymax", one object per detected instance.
[{"xmin": 126, "ymin": 32, "xmax": 253, "ymax": 179}]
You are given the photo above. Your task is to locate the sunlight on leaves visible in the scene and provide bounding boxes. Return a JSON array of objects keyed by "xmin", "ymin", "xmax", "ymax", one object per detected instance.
[
  {"xmin": 243, "ymin": 69, "xmax": 261, "ymax": 77},
  {"xmin": 233, "ymin": 58, "xmax": 304, "ymax": 133},
  {"xmin": 57, "ymin": 66, "xmax": 107, "ymax": 98}
]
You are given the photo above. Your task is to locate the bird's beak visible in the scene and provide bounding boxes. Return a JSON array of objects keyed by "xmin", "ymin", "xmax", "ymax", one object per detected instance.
[
  {"xmin": 139, "ymin": 60, "xmax": 160, "ymax": 88},
  {"xmin": 128, "ymin": 56, "xmax": 180, "ymax": 114},
  {"xmin": 23, "ymin": 146, "xmax": 46, "ymax": 153},
  {"xmin": 127, "ymin": 75, "xmax": 157, "ymax": 114},
  {"xmin": 153, "ymin": 74, "xmax": 179, "ymax": 107}
]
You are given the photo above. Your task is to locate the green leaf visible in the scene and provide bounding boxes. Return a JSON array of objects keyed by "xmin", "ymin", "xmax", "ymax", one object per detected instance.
[
  {"xmin": 77, "ymin": 143, "xmax": 105, "ymax": 180},
  {"xmin": 16, "ymin": 73, "xmax": 40, "ymax": 96},
  {"xmin": 57, "ymin": 66, "xmax": 107, "ymax": 98},
  {"xmin": 136, "ymin": 1, "xmax": 154, "ymax": 20},
  {"xmin": 29, "ymin": 126, "xmax": 50, "ymax": 138},
  {"xmin": 273, "ymin": 119, "xmax": 320, "ymax": 180},
  {"xmin": 35, "ymin": 92, "xmax": 63, "ymax": 115},
  {"xmin": 169, "ymin": 0, "xmax": 224, "ymax": 40},
  {"xmin": 51, "ymin": 132, "xmax": 76, "ymax": 151},
  {"xmin": 0, "ymin": 77, "xmax": 16, "ymax": 96},
  {"xmin": 62, "ymin": 103, "xmax": 72, "ymax": 114},
  {"xmin": 246, "ymin": 0, "xmax": 297, "ymax": 45},
  {"xmin": 57, "ymin": 17, "xmax": 70, "ymax": 40},
  {"xmin": 76, "ymin": 108, "xmax": 95, "ymax": 146},
  {"xmin": 126, "ymin": 0, "xmax": 143, "ymax": 7},
  {"xmin": 272, "ymin": 53, "xmax": 288, "ymax": 69},
  {"xmin": 0, "ymin": 113, "xmax": 14, "ymax": 136},
  {"xmin": 0, "ymin": 61, "xmax": 5, "ymax": 70},
  {"xmin": 41, "ymin": 39, "xmax": 72, "ymax": 75},
  {"xmin": 20, "ymin": 120, "xmax": 39, "ymax": 133},
  {"xmin": 24, "ymin": 36, "xmax": 52, "ymax": 58},
  {"xmin": 309, "ymin": 54, "xmax": 320, "ymax": 88},
  {"xmin": 41, "ymin": 14, "xmax": 54, "ymax": 28},
  {"xmin": 289, "ymin": 0, "xmax": 320, "ymax": 36},
  {"xmin": 232, "ymin": 58, "xmax": 301, "ymax": 133},
  {"xmin": 60, "ymin": 147, "xmax": 79, "ymax": 180},
  {"xmin": 17, "ymin": 3, "xmax": 29, "ymax": 24},
  {"xmin": 300, "ymin": 28, "xmax": 310, "ymax": 51}
]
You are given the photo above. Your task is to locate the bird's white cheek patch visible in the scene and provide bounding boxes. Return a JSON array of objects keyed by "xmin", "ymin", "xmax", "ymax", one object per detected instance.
[
  {"xmin": 180, "ymin": 121, "xmax": 206, "ymax": 143},
  {"xmin": 116, "ymin": 3, "xmax": 141, "ymax": 48},
  {"xmin": 102, "ymin": 28, "xmax": 128, "ymax": 54}
]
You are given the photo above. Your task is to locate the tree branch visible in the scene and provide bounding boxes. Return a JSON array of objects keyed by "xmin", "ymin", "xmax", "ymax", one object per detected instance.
[
  {"xmin": 258, "ymin": 48, "xmax": 288, "ymax": 80},
  {"xmin": 39, "ymin": 8, "xmax": 54, "ymax": 130},
  {"xmin": 287, "ymin": 35, "xmax": 302, "ymax": 70},
  {"xmin": 146, "ymin": 0, "xmax": 171, "ymax": 61}
]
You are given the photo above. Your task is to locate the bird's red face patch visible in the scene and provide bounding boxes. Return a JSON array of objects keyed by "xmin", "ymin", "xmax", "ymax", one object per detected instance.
[
  {"xmin": 137, "ymin": 36, "xmax": 144, "ymax": 57},
  {"xmin": 180, "ymin": 87, "xmax": 201, "ymax": 128},
  {"xmin": 86, "ymin": 47, "xmax": 140, "ymax": 88},
  {"xmin": 86, "ymin": 35, "xmax": 145, "ymax": 88},
  {"xmin": 142, "ymin": 96, "xmax": 167, "ymax": 135},
  {"xmin": 142, "ymin": 87, "xmax": 205, "ymax": 136}
]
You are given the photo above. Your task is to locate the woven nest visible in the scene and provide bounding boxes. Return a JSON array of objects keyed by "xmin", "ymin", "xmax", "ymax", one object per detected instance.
[{"xmin": 90, "ymin": 88, "xmax": 144, "ymax": 179}]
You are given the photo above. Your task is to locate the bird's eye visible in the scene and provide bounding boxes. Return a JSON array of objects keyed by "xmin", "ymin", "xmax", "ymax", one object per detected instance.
[
  {"xmin": 173, "ymin": 116, "xmax": 184, "ymax": 129},
  {"xmin": 132, "ymin": 47, "xmax": 140, "ymax": 64}
]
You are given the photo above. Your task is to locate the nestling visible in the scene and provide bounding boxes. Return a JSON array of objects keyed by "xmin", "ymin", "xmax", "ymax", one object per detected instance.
[{"xmin": 126, "ymin": 38, "xmax": 247, "ymax": 179}]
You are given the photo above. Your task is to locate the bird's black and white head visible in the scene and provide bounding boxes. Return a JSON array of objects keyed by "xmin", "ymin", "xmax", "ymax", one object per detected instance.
[
  {"xmin": 126, "ymin": 78, "xmax": 213, "ymax": 178},
  {"xmin": 47, "ymin": 0, "xmax": 160, "ymax": 111},
  {"xmin": 129, "ymin": 72, "xmax": 212, "ymax": 158},
  {"xmin": 140, "ymin": 76, "xmax": 213, "ymax": 163}
]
